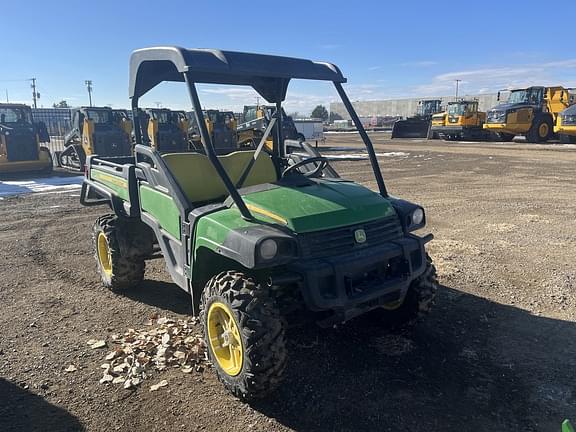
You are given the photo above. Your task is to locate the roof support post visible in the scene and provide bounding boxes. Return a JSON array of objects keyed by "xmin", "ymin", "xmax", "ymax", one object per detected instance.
[
  {"xmin": 333, "ymin": 82, "xmax": 388, "ymax": 197},
  {"xmin": 183, "ymin": 73, "xmax": 253, "ymax": 220},
  {"xmin": 275, "ymin": 101, "xmax": 284, "ymax": 159},
  {"xmin": 131, "ymin": 97, "xmax": 142, "ymax": 144}
]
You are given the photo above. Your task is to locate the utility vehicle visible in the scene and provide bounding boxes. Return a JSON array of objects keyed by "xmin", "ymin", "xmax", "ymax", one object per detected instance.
[{"xmin": 81, "ymin": 46, "xmax": 439, "ymax": 399}]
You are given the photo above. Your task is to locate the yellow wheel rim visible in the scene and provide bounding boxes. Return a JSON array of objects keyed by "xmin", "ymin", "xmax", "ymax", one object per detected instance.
[
  {"xmin": 539, "ymin": 123, "xmax": 549, "ymax": 138},
  {"xmin": 96, "ymin": 232, "xmax": 112, "ymax": 277},
  {"xmin": 382, "ymin": 299, "xmax": 403, "ymax": 310},
  {"xmin": 207, "ymin": 302, "xmax": 244, "ymax": 376}
]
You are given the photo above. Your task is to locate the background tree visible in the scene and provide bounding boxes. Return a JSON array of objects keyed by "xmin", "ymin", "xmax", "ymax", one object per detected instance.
[
  {"xmin": 311, "ymin": 105, "xmax": 329, "ymax": 121},
  {"xmin": 329, "ymin": 111, "xmax": 343, "ymax": 123},
  {"xmin": 52, "ymin": 100, "xmax": 70, "ymax": 108}
]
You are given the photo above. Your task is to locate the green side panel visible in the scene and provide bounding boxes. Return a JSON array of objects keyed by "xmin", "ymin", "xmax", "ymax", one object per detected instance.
[
  {"xmin": 563, "ymin": 420, "xmax": 575, "ymax": 432},
  {"xmin": 139, "ymin": 185, "xmax": 181, "ymax": 240},
  {"xmin": 241, "ymin": 179, "xmax": 396, "ymax": 233},
  {"xmin": 91, "ymin": 168, "xmax": 129, "ymax": 201}
]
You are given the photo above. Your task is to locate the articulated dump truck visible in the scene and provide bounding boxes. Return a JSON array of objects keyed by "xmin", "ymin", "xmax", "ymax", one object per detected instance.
[{"xmin": 484, "ymin": 86, "xmax": 574, "ymax": 143}]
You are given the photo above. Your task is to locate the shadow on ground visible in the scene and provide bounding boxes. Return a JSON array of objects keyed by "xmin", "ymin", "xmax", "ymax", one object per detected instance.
[
  {"xmin": 251, "ymin": 286, "xmax": 576, "ymax": 432},
  {"xmin": 124, "ymin": 279, "xmax": 192, "ymax": 315},
  {"xmin": 0, "ymin": 379, "xmax": 85, "ymax": 432}
]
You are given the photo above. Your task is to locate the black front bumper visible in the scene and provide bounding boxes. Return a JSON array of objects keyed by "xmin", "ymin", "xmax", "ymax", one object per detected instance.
[
  {"xmin": 431, "ymin": 126, "xmax": 464, "ymax": 134},
  {"xmin": 287, "ymin": 233, "xmax": 431, "ymax": 322}
]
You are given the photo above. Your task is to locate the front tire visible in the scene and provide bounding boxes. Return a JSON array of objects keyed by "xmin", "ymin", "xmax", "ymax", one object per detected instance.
[
  {"xmin": 368, "ymin": 254, "xmax": 439, "ymax": 327},
  {"xmin": 92, "ymin": 215, "xmax": 146, "ymax": 291},
  {"xmin": 201, "ymin": 271, "xmax": 287, "ymax": 399},
  {"xmin": 526, "ymin": 115, "xmax": 553, "ymax": 143}
]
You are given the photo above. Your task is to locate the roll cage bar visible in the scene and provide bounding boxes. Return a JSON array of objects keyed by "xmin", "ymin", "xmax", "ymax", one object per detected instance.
[{"xmin": 129, "ymin": 46, "xmax": 388, "ymax": 220}]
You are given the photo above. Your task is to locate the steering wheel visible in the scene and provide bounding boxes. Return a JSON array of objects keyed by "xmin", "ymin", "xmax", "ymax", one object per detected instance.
[{"xmin": 282, "ymin": 156, "xmax": 329, "ymax": 178}]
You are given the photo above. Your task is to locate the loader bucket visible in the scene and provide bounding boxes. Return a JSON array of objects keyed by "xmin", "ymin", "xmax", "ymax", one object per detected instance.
[{"xmin": 391, "ymin": 118, "xmax": 432, "ymax": 139}]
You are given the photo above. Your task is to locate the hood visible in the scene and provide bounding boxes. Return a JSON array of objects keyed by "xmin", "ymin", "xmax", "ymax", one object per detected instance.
[
  {"xmin": 241, "ymin": 179, "xmax": 397, "ymax": 233},
  {"xmin": 561, "ymin": 104, "xmax": 576, "ymax": 116},
  {"xmin": 488, "ymin": 102, "xmax": 535, "ymax": 113}
]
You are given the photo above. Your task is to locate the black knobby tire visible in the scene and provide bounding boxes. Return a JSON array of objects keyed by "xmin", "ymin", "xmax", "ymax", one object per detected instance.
[
  {"xmin": 526, "ymin": 115, "xmax": 553, "ymax": 143},
  {"xmin": 200, "ymin": 271, "xmax": 287, "ymax": 399},
  {"xmin": 367, "ymin": 254, "xmax": 439, "ymax": 328},
  {"xmin": 92, "ymin": 214, "xmax": 146, "ymax": 292}
]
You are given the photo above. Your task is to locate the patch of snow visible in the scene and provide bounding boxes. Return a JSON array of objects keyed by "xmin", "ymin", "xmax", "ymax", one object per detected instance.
[{"xmin": 0, "ymin": 175, "xmax": 84, "ymax": 198}]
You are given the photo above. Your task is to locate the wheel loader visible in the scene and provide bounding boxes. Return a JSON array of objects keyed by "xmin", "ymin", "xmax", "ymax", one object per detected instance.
[
  {"xmin": 391, "ymin": 99, "xmax": 442, "ymax": 139},
  {"xmin": 484, "ymin": 86, "xmax": 574, "ymax": 143},
  {"xmin": 81, "ymin": 46, "xmax": 439, "ymax": 400},
  {"xmin": 59, "ymin": 107, "xmax": 133, "ymax": 171},
  {"xmin": 0, "ymin": 103, "xmax": 53, "ymax": 175},
  {"xmin": 431, "ymin": 99, "xmax": 492, "ymax": 141}
]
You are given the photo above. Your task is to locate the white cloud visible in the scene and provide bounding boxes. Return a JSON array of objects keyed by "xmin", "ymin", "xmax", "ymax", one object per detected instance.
[{"xmin": 401, "ymin": 61, "xmax": 438, "ymax": 67}]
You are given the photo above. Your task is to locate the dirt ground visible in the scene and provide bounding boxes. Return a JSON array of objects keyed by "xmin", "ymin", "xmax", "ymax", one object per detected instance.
[{"xmin": 1, "ymin": 134, "xmax": 575, "ymax": 432}]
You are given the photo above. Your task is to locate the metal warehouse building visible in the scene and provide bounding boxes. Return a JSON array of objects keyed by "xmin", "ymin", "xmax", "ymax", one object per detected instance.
[{"xmin": 330, "ymin": 93, "xmax": 499, "ymax": 119}]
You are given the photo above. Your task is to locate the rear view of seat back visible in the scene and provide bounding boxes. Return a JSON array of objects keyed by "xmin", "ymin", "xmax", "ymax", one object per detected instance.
[{"xmin": 162, "ymin": 150, "xmax": 277, "ymax": 204}]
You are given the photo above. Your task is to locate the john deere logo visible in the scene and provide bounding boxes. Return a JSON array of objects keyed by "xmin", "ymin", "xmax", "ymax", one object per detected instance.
[{"xmin": 354, "ymin": 229, "xmax": 367, "ymax": 244}]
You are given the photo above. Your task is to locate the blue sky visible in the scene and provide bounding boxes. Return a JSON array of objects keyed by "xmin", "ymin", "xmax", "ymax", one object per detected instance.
[{"xmin": 3, "ymin": 0, "xmax": 576, "ymax": 114}]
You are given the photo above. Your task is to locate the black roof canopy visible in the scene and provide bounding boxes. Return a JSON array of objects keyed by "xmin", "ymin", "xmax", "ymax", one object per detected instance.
[{"xmin": 129, "ymin": 46, "xmax": 346, "ymax": 103}]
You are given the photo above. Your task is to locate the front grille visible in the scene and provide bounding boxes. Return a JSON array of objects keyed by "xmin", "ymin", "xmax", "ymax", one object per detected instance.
[
  {"xmin": 299, "ymin": 217, "xmax": 403, "ymax": 258},
  {"xmin": 487, "ymin": 111, "xmax": 506, "ymax": 124}
]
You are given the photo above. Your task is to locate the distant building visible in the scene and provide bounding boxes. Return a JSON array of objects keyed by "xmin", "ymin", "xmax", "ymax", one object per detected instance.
[{"xmin": 330, "ymin": 93, "xmax": 499, "ymax": 120}]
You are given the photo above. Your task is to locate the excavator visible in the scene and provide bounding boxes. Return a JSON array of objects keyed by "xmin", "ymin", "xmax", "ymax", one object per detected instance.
[
  {"xmin": 484, "ymin": 86, "xmax": 574, "ymax": 143},
  {"xmin": 391, "ymin": 99, "xmax": 443, "ymax": 139},
  {"xmin": 237, "ymin": 104, "xmax": 303, "ymax": 149},
  {"xmin": 431, "ymin": 99, "xmax": 492, "ymax": 141},
  {"xmin": 59, "ymin": 107, "xmax": 132, "ymax": 171},
  {"xmin": 0, "ymin": 103, "xmax": 53, "ymax": 175}
]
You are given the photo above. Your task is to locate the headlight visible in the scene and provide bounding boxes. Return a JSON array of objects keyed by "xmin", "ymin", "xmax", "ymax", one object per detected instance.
[
  {"xmin": 411, "ymin": 208, "xmax": 424, "ymax": 226},
  {"xmin": 259, "ymin": 239, "xmax": 278, "ymax": 260}
]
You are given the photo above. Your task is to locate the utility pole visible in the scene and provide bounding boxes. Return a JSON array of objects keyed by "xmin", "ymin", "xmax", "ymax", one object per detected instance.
[
  {"xmin": 5, "ymin": 89, "xmax": 8, "ymax": 103},
  {"xmin": 455, "ymin": 79, "xmax": 461, "ymax": 100},
  {"xmin": 154, "ymin": 101, "xmax": 162, "ymax": 108},
  {"xmin": 30, "ymin": 78, "xmax": 39, "ymax": 108},
  {"xmin": 85, "ymin": 80, "xmax": 93, "ymax": 107}
]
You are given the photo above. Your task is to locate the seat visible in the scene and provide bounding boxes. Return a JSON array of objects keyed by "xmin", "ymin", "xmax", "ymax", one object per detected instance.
[{"xmin": 162, "ymin": 150, "xmax": 277, "ymax": 203}]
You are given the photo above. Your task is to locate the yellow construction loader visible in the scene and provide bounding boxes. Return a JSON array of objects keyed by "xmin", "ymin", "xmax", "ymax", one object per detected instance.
[
  {"xmin": 0, "ymin": 103, "xmax": 52, "ymax": 175},
  {"xmin": 432, "ymin": 99, "xmax": 492, "ymax": 140},
  {"xmin": 60, "ymin": 107, "xmax": 132, "ymax": 170},
  {"xmin": 554, "ymin": 103, "xmax": 576, "ymax": 143},
  {"xmin": 484, "ymin": 86, "xmax": 573, "ymax": 142}
]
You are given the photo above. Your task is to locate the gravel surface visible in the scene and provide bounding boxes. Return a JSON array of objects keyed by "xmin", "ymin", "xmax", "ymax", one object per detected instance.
[{"xmin": 0, "ymin": 134, "xmax": 574, "ymax": 431}]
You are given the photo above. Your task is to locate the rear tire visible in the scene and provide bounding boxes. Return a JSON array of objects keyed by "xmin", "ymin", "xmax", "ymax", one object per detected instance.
[
  {"xmin": 526, "ymin": 115, "xmax": 553, "ymax": 143},
  {"xmin": 200, "ymin": 271, "xmax": 287, "ymax": 400},
  {"xmin": 92, "ymin": 214, "xmax": 146, "ymax": 291}
]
